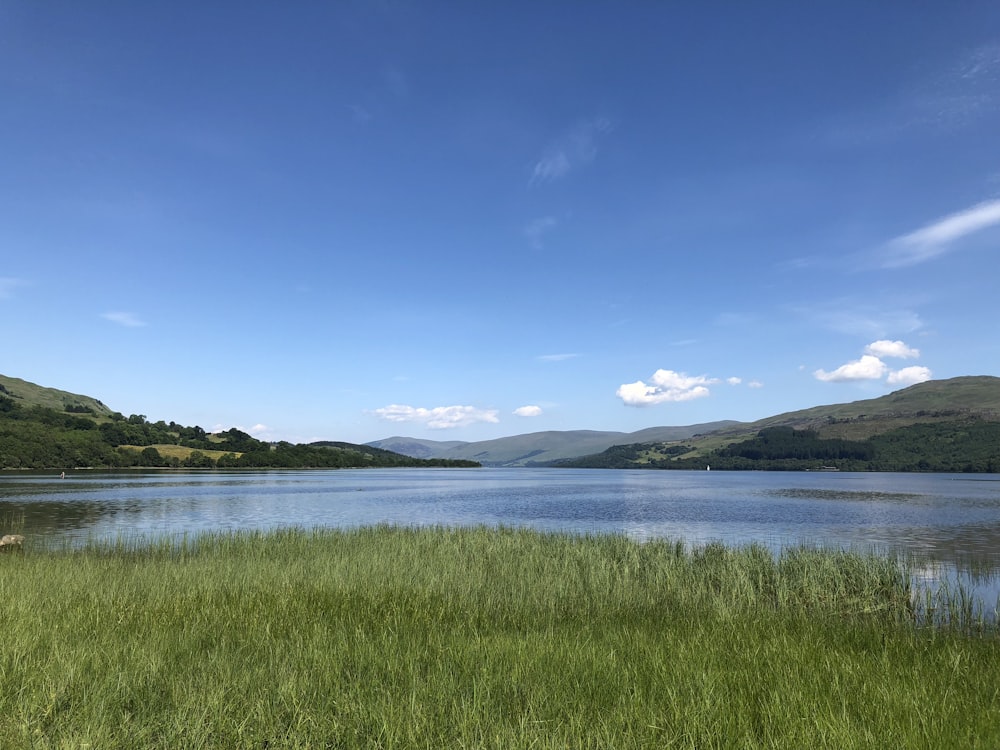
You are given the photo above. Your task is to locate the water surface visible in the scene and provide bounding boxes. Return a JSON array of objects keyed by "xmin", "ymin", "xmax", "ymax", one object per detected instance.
[{"xmin": 2, "ymin": 468, "xmax": 998, "ymax": 572}]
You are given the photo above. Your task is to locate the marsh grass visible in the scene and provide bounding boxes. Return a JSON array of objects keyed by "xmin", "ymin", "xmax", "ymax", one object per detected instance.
[
  {"xmin": 1, "ymin": 526, "xmax": 997, "ymax": 748},
  {"xmin": 1, "ymin": 510, "xmax": 25, "ymax": 534}
]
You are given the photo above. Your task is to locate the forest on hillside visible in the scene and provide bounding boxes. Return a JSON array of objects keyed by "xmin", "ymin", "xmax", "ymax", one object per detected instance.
[
  {"xmin": 0, "ymin": 393, "xmax": 477, "ymax": 470},
  {"xmin": 557, "ymin": 422, "xmax": 1000, "ymax": 473}
]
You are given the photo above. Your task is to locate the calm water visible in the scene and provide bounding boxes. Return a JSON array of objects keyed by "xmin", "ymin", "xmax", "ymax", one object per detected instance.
[{"xmin": 2, "ymin": 468, "xmax": 999, "ymax": 569}]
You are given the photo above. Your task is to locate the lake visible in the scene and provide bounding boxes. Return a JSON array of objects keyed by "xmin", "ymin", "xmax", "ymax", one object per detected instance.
[{"xmin": 2, "ymin": 468, "xmax": 999, "ymax": 570}]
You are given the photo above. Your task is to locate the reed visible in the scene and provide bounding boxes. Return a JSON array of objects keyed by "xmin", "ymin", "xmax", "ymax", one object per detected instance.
[{"xmin": 0, "ymin": 526, "xmax": 996, "ymax": 748}]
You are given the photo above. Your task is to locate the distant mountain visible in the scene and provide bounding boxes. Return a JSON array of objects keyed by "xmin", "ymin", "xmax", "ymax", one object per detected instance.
[
  {"xmin": 368, "ymin": 421, "xmax": 740, "ymax": 467},
  {"xmin": 366, "ymin": 437, "xmax": 470, "ymax": 460},
  {"xmin": 371, "ymin": 377, "xmax": 1000, "ymax": 470}
]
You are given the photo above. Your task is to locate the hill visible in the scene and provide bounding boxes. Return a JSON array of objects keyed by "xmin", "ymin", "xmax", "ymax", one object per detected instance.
[
  {"xmin": 366, "ymin": 437, "xmax": 470, "ymax": 460},
  {"xmin": 0, "ymin": 374, "xmax": 114, "ymax": 417},
  {"xmin": 369, "ymin": 422, "xmax": 739, "ymax": 467},
  {"xmin": 6, "ymin": 373, "xmax": 1000, "ymax": 472},
  {"xmin": 560, "ymin": 376, "xmax": 1000, "ymax": 471},
  {"xmin": 0, "ymin": 374, "xmax": 477, "ymax": 470},
  {"xmin": 733, "ymin": 375, "xmax": 1000, "ymax": 436}
]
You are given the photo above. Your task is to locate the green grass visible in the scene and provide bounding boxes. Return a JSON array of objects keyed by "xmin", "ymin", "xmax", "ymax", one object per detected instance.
[
  {"xmin": 118, "ymin": 444, "xmax": 242, "ymax": 461},
  {"xmin": 1, "ymin": 527, "xmax": 997, "ymax": 748},
  {"xmin": 0, "ymin": 374, "xmax": 113, "ymax": 417}
]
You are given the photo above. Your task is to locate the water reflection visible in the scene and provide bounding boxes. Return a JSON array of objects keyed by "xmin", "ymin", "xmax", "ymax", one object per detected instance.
[{"xmin": 2, "ymin": 469, "xmax": 999, "ymax": 573}]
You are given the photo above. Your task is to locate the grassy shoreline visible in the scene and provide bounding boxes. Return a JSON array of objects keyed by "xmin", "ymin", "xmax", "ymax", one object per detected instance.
[{"xmin": 1, "ymin": 526, "xmax": 997, "ymax": 748}]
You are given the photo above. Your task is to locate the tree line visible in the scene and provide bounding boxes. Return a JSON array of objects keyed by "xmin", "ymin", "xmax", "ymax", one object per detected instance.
[
  {"xmin": 0, "ymin": 396, "xmax": 478, "ymax": 470},
  {"xmin": 557, "ymin": 421, "xmax": 1000, "ymax": 473}
]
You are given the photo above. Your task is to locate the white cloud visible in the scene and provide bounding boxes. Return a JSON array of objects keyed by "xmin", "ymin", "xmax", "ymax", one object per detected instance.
[
  {"xmin": 372, "ymin": 404, "xmax": 500, "ymax": 429},
  {"xmin": 538, "ymin": 353, "xmax": 579, "ymax": 362},
  {"xmin": 514, "ymin": 405, "xmax": 543, "ymax": 417},
  {"xmin": 883, "ymin": 199, "xmax": 1000, "ymax": 267},
  {"xmin": 524, "ymin": 216, "xmax": 557, "ymax": 249},
  {"xmin": 865, "ymin": 339, "xmax": 920, "ymax": 359},
  {"xmin": 814, "ymin": 354, "xmax": 888, "ymax": 383},
  {"xmin": 617, "ymin": 370, "xmax": 718, "ymax": 407},
  {"xmin": 726, "ymin": 377, "xmax": 742, "ymax": 386},
  {"xmin": 531, "ymin": 117, "xmax": 611, "ymax": 184},
  {"xmin": 817, "ymin": 338, "xmax": 934, "ymax": 387},
  {"xmin": 748, "ymin": 380, "xmax": 764, "ymax": 389},
  {"xmin": 101, "ymin": 311, "xmax": 146, "ymax": 327},
  {"xmin": 887, "ymin": 366, "xmax": 933, "ymax": 386}
]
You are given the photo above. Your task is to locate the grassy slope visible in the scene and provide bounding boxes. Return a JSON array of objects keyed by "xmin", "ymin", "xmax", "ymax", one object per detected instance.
[
  {"xmin": 119, "ymin": 444, "xmax": 242, "ymax": 461},
  {"xmin": 740, "ymin": 376, "xmax": 1000, "ymax": 434},
  {"xmin": 0, "ymin": 374, "xmax": 113, "ymax": 417},
  {"xmin": 658, "ymin": 376, "xmax": 1000, "ymax": 460},
  {"xmin": 1, "ymin": 527, "xmax": 996, "ymax": 748},
  {"xmin": 432, "ymin": 422, "xmax": 741, "ymax": 466}
]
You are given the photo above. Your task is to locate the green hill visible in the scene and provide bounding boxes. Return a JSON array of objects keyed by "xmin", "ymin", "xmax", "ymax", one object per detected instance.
[
  {"xmin": 0, "ymin": 374, "xmax": 114, "ymax": 417},
  {"xmin": 560, "ymin": 376, "xmax": 1000, "ymax": 472},
  {"xmin": 6, "ymin": 373, "xmax": 1000, "ymax": 472},
  {"xmin": 0, "ymin": 375, "xmax": 477, "ymax": 470},
  {"xmin": 738, "ymin": 375, "xmax": 1000, "ymax": 436}
]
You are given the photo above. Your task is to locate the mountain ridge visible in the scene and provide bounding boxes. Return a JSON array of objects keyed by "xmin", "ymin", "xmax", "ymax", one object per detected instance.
[
  {"xmin": 367, "ymin": 422, "xmax": 740, "ymax": 467},
  {"xmin": 372, "ymin": 376, "xmax": 1000, "ymax": 466}
]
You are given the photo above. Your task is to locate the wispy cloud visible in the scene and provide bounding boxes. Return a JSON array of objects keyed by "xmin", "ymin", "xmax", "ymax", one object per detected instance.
[
  {"xmin": 513, "ymin": 405, "xmax": 542, "ymax": 417},
  {"xmin": 344, "ymin": 65, "xmax": 410, "ymax": 125},
  {"xmin": 538, "ymin": 353, "xmax": 579, "ymax": 362},
  {"xmin": 524, "ymin": 216, "xmax": 557, "ymax": 249},
  {"xmin": 882, "ymin": 199, "xmax": 1000, "ymax": 268},
  {"xmin": 346, "ymin": 103, "xmax": 373, "ymax": 124},
  {"xmin": 805, "ymin": 301, "xmax": 924, "ymax": 339},
  {"xmin": 820, "ymin": 42, "xmax": 1000, "ymax": 147},
  {"xmin": 617, "ymin": 370, "xmax": 718, "ymax": 407},
  {"xmin": 372, "ymin": 404, "xmax": 499, "ymax": 429},
  {"xmin": 714, "ymin": 312, "xmax": 757, "ymax": 327},
  {"xmin": 912, "ymin": 42, "xmax": 1000, "ymax": 131},
  {"xmin": 101, "ymin": 311, "xmax": 146, "ymax": 328},
  {"xmin": 531, "ymin": 117, "xmax": 611, "ymax": 184},
  {"xmin": 0, "ymin": 277, "xmax": 27, "ymax": 300}
]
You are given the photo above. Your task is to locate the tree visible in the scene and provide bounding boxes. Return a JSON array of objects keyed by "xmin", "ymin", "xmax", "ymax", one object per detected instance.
[{"xmin": 140, "ymin": 447, "xmax": 164, "ymax": 466}]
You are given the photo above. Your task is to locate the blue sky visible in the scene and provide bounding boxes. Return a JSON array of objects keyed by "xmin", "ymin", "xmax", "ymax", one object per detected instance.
[{"xmin": 3, "ymin": 2, "xmax": 999, "ymax": 444}]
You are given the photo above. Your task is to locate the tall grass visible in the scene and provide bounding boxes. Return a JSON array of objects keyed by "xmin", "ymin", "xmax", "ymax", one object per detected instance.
[{"xmin": 0, "ymin": 526, "xmax": 997, "ymax": 748}]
